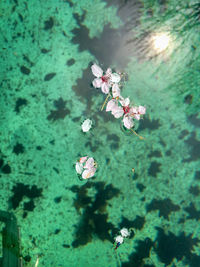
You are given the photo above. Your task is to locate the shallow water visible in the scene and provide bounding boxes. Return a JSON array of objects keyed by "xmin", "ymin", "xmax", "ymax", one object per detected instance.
[{"xmin": 0, "ymin": 0, "xmax": 200, "ymax": 266}]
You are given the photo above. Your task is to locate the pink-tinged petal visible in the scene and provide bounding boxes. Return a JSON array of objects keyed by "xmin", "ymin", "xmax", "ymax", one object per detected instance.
[
  {"xmin": 106, "ymin": 99, "xmax": 117, "ymax": 112},
  {"xmin": 138, "ymin": 106, "xmax": 146, "ymax": 115},
  {"xmin": 101, "ymin": 82, "xmax": 110, "ymax": 94},
  {"xmin": 80, "ymin": 156, "xmax": 88, "ymax": 163},
  {"xmin": 110, "ymin": 73, "xmax": 121, "ymax": 83},
  {"xmin": 130, "ymin": 107, "xmax": 138, "ymax": 114},
  {"xmin": 91, "ymin": 64, "xmax": 103, "ymax": 78},
  {"xmin": 112, "ymin": 83, "xmax": 121, "ymax": 98},
  {"xmin": 133, "ymin": 114, "xmax": 140, "ymax": 120},
  {"xmin": 123, "ymin": 115, "xmax": 134, "ymax": 129},
  {"xmin": 112, "ymin": 106, "xmax": 124, "ymax": 118},
  {"xmin": 75, "ymin": 162, "xmax": 83, "ymax": 174},
  {"xmin": 82, "ymin": 167, "xmax": 96, "ymax": 179},
  {"xmin": 106, "ymin": 68, "xmax": 112, "ymax": 75},
  {"xmin": 92, "ymin": 78, "xmax": 102, "ymax": 88},
  {"xmin": 120, "ymin": 97, "xmax": 130, "ymax": 107},
  {"xmin": 85, "ymin": 157, "xmax": 95, "ymax": 169}
]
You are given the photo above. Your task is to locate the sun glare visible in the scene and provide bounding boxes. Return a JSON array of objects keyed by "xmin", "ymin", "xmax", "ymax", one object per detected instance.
[{"xmin": 152, "ymin": 32, "xmax": 171, "ymax": 52}]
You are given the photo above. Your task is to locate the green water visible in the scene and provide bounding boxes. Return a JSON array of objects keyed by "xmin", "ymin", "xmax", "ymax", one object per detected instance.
[{"xmin": 0, "ymin": 0, "xmax": 200, "ymax": 266}]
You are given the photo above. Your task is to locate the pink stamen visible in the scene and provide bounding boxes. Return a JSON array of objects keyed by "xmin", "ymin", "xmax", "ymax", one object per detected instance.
[
  {"xmin": 123, "ymin": 106, "xmax": 130, "ymax": 114},
  {"xmin": 101, "ymin": 76, "xmax": 108, "ymax": 83}
]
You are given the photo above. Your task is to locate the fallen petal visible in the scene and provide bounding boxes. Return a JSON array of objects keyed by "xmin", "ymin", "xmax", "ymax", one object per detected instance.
[
  {"xmin": 123, "ymin": 115, "xmax": 134, "ymax": 129},
  {"xmin": 112, "ymin": 106, "xmax": 124, "ymax": 118},
  {"xmin": 91, "ymin": 63, "xmax": 103, "ymax": 78},
  {"xmin": 138, "ymin": 106, "xmax": 146, "ymax": 115},
  {"xmin": 112, "ymin": 83, "xmax": 121, "ymax": 98},
  {"xmin": 80, "ymin": 156, "xmax": 88, "ymax": 163},
  {"xmin": 75, "ymin": 162, "xmax": 83, "ymax": 174},
  {"xmin": 120, "ymin": 97, "xmax": 130, "ymax": 107},
  {"xmin": 101, "ymin": 82, "xmax": 110, "ymax": 94},
  {"xmin": 92, "ymin": 78, "xmax": 102, "ymax": 88},
  {"xmin": 120, "ymin": 228, "xmax": 130, "ymax": 238},
  {"xmin": 81, "ymin": 119, "xmax": 92, "ymax": 132},
  {"xmin": 82, "ymin": 167, "xmax": 96, "ymax": 179},
  {"xmin": 110, "ymin": 73, "xmax": 121, "ymax": 83},
  {"xmin": 85, "ymin": 157, "xmax": 95, "ymax": 169},
  {"xmin": 106, "ymin": 99, "xmax": 117, "ymax": 112}
]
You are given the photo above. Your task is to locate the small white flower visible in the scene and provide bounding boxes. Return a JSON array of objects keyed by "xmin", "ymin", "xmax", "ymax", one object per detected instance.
[
  {"xmin": 120, "ymin": 228, "xmax": 130, "ymax": 238},
  {"xmin": 81, "ymin": 119, "xmax": 92, "ymax": 132},
  {"xmin": 75, "ymin": 156, "xmax": 97, "ymax": 179},
  {"xmin": 115, "ymin": 235, "xmax": 124, "ymax": 244}
]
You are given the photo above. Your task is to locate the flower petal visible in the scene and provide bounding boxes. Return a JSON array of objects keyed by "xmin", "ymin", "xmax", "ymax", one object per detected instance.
[
  {"xmin": 133, "ymin": 114, "xmax": 140, "ymax": 120},
  {"xmin": 75, "ymin": 162, "xmax": 83, "ymax": 174},
  {"xmin": 120, "ymin": 97, "xmax": 130, "ymax": 107},
  {"xmin": 91, "ymin": 63, "xmax": 103, "ymax": 77},
  {"xmin": 106, "ymin": 68, "xmax": 112, "ymax": 76},
  {"xmin": 79, "ymin": 156, "xmax": 88, "ymax": 163},
  {"xmin": 115, "ymin": 235, "xmax": 124, "ymax": 244},
  {"xmin": 138, "ymin": 106, "xmax": 146, "ymax": 115},
  {"xmin": 123, "ymin": 115, "xmax": 134, "ymax": 129},
  {"xmin": 106, "ymin": 99, "xmax": 117, "ymax": 112},
  {"xmin": 101, "ymin": 82, "xmax": 110, "ymax": 94},
  {"xmin": 85, "ymin": 157, "xmax": 95, "ymax": 169},
  {"xmin": 120, "ymin": 228, "xmax": 130, "ymax": 238},
  {"xmin": 112, "ymin": 83, "xmax": 121, "ymax": 98},
  {"xmin": 110, "ymin": 73, "xmax": 121, "ymax": 83},
  {"xmin": 92, "ymin": 78, "xmax": 102, "ymax": 88},
  {"xmin": 81, "ymin": 119, "xmax": 92, "ymax": 132},
  {"xmin": 82, "ymin": 167, "xmax": 96, "ymax": 179},
  {"xmin": 112, "ymin": 106, "xmax": 124, "ymax": 118}
]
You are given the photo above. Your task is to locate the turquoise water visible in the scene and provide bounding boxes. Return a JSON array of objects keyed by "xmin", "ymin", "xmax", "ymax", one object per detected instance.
[{"xmin": 0, "ymin": 0, "xmax": 200, "ymax": 266}]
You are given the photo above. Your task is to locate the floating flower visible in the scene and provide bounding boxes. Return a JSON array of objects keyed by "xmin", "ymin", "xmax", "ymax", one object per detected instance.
[
  {"xmin": 120, "ymin": 228, "xmax": 130, "ymax": 238},
  {"xmin": 91, "ymin": 62, "xmax": 146, "ymax": 139},
  {"xmin": 75, "ymin": 156, "xmax": 97, "ymax": 180},
  {"xmin": 81, "ymin": 119, "xmax": 92, "ymax": 132},
  {"xmin": 91, "ymin": 63, "xmax": 111, "ymax": 94},
  {"xmin": 114, "ymin": 228, "xmax": 132, "ymax": 250}
]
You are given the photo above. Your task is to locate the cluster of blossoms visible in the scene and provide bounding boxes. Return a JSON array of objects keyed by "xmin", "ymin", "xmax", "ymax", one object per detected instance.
[
  {"xmin": 75, "ymin": 156, "xmax": 97, "ymax": 179},
  {"xmin": 114, "ymin": 228, "xmax": 131, "ymax": 250},
  {"xmin": 91, "ymin": 63, "xmax": 146, "ymax": 130}
]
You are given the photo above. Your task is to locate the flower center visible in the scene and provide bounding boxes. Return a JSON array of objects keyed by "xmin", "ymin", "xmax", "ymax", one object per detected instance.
[
  {"xmin": 101, "ymin": 76, "xmax": 108, "ymax": 83},
  {"xmin": 123, "ymin": 106, "xmax": 130, "ymax": 114}
]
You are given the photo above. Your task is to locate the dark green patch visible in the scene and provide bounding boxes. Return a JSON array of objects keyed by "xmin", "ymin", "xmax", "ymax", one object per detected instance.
[
  {"xmin": 120, "ymin": 215, "xmax": 145, "ymax": 231},
  {"xmin": 121, "ymin": 238, "xmax": 154, "ymax": 267},
  {"xmin": 155, "ymin": 227, "xmax": 200, "ymax": 266},
  {"xmin": 148, "ymin": 150, "xmax": 162, "ymax": 158},
  {"xmin": 183, "ymin": 131, "xmax": 200, "ymax": 162},
  {"xmin": 20, "ymin": 65, "xmax": 30, "ymax": 75},
  {"xmin": 184, "ymin": 202, "xmax": 200, "ymax": 220},
  {"xmin": 44, "ymin": 72, "xmax": 56, "ymax": 81},
  {"xmin": 137, "ymin": 117, "xmax": 161, "ymax": 132},
  {"xmin": 184, "ymin": 94, "xmax": 193, "ymax": 104},
  {"xmin": 13, "ymin": 143, "xmax": 25, "ymax": 155},
  {"xmin": 189, "ymin": 185, "xmax": 200, "ymax": 196},
  {"xmin": 44, "ymin": 17, "xmax": 54, "ymax": 30},
  {"xmin": 148, "ymin": 161, "xmax": 161, "ymax": 177},
  {"xmin": 2, "ymin": 164, "xmax": 11, "ymax": 174},
  {"xmin": 10, "ymin": 183, "xmax": 42, "ymax": 217},
  {"xmin": 70, "ymin": 182, "xmax": 120, "ymax": 247},
  {"xmin": 15, "ymin": 98, "xmax": 28, "ymax": 113},
  {"xmin": 66, "ymin": 58, "xmax": 75, "ymax": 66},
  {"xmin": 146, "ymin": 198, "xmax": 180, "ymax": 220},
  {"xmin": 47, "ymin": 98, "xmax": 70, "ymax": 121},
  {"xmin": 136, "ymin": 183, "xmax": 145, "ymax": 192}
]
